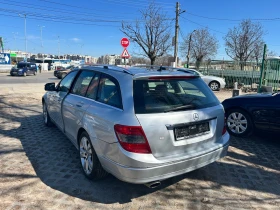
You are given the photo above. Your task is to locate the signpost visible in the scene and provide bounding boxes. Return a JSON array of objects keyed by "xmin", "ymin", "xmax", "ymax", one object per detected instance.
[
  {"xmin": 121, "ymin": 38, "xmax": 130, "ymax": 48},
  {"xmin": 120, "ymin": 37, "xmax": 130, "ymax": 67},
  {"xmin": 0, "ymin": 53, "xmax": 11, "ymax": 65}
]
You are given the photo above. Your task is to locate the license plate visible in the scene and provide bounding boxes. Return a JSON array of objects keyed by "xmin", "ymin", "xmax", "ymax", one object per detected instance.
[{"xmin": 174, "ymin": 122, "xmax": 210, "ymax": 140}]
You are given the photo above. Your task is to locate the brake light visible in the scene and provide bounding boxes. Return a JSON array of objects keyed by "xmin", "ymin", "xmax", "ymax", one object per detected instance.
[
  {"xmin": 222, "ymin": 116, "xmax": 227, "ymax": 135},
  {"xmin": 148, "ymin": 76, "xmax": 197, "ymax": 80},
  {"xmin": 114, "ymin": 124, "xmax": 152, "ymax": 154}
]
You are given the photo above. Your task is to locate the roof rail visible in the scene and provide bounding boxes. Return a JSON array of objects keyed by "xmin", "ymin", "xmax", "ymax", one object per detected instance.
[
  {"xmin": 131, "ymin": 65, "xmax": 177, "ymax": 72},
  {"xmin": 86, "ymin": 64, "xmax": 134, "ymax": 75}
]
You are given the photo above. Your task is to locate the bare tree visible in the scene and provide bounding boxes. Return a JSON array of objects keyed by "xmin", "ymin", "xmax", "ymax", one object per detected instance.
[
  {"xmin": 224, "ymin": 19, "xmax": 265, "ymax": 70},
  {"xmin": 250, "ymin": 41, "xmax": 265, "ymax": 68},
  {"xmin": 181, "ymin": 28, "xmax": 218, "ymax": 69},
  {"xmin": 154, "ymin": 54, "xmax": 173, "ymax": 66},
  {"xmin": 130, "ymin": 56, "xmax": 150, "ymax": 65},
  {"xmin": 121, "ymin": 2, "xmax": 172, "ymax": 65}
]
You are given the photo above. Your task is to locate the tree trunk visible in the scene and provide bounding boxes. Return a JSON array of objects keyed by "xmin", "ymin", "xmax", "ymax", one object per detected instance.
[{"xmin": 150, "ymin": 57, "xmax": 156, "ymax": 65}]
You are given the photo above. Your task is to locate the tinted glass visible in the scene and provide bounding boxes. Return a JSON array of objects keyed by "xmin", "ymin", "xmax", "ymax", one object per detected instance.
[
  {"xmin": 133, "ymin": 77, "xmax": 220, "ymax": 114},
  {"xmin": 72, "ymin": 71, "xmax": 95, "ymax": 96},
  {"xmin": 86, "ymin": 73, "xmax": 100, "ymax": 100},
  {"xmin": 58, "ymin": 71, "xmax": 78, "ymax": 92},
  {"xmin": 97, "ymin": 75, "xmax": 122, "ymax": 109},
  {"xmin": 17, "ymin": 63, "xmax": 27, "ymax": 68}
]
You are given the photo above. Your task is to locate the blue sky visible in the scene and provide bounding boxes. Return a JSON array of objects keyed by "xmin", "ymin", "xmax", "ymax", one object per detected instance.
[{"xmin": 1, "ymin": 0, "xmax": 280, "ymax": 60}]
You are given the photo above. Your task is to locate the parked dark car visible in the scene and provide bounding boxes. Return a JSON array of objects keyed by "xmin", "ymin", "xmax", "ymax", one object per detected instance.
[
  {"xmin": 54, "ymin": 65, "xmax": 76, "ymax": 79},
  {"xmin": 10, "ymin": 62, "xmax": 37, "ymax": 76},
  {"xmin": 222, "ymin": 92, "xmax": 280, "ymax": 137}
]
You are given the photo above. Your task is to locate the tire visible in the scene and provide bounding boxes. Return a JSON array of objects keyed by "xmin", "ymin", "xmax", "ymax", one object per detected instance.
[
  {"xmin": 43, "ymin": 102, "xmax": 54, "ymax": 127},
  {"xmin": 61, "ymin": 73, "xmax": 66, "ymax": 79},
  {"xmin": 34, "ymin": 71, "xmax": 37, "ymax": 76},
  {"xmin": 79, "ymin": 131, "xmax": 108, "ymax": 180},
  {"xmin": 225, "ymin": 109, "xmax": 253, "ymax": 137},
  {"xmin": 23, "ymin": 72, "xmax": 27, "ymax": 77},
  {"xmin": 209, "ymin": 81, "xmax": 220, "ymax": 91}
]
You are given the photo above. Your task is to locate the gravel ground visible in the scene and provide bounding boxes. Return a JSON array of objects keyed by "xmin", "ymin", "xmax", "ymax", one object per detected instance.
[{"xmin": 0, "ymin": 75, "xmax": 279, "ymax": 210}]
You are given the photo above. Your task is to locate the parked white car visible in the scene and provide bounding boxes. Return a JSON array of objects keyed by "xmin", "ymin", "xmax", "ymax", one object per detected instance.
[{"xmin": 177, "ymin": 68, "xmax": 226, "ymax": 91}]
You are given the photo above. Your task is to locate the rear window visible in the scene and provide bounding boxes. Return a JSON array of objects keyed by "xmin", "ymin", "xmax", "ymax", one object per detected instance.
[
  {"xmin": 17, "ymin": 63, "xmax": 29, "ymax": 68},
  {"xmin": 133, "ymin": 77, "xmax": 220, "ymax": 114}
]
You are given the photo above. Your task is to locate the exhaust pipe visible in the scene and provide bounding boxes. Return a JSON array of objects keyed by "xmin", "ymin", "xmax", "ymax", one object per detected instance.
[{"xmin": 144, "ymin": 181, "xmax": 161, "ymax": 188}]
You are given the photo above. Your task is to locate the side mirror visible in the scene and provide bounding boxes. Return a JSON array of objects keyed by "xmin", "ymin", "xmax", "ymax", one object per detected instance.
[{"xmin": 45, "ymin": 82, "xmax": 56, "ymax": 91}]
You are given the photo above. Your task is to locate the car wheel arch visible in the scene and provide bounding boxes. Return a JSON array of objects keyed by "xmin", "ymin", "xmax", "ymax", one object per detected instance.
[{"xmin": 77, "ymin": 127, "xmax": 87, "ymax": 146}]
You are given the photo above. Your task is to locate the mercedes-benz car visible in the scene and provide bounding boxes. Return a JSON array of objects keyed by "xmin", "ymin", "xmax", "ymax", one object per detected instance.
[{"xmin": 42, "ymin": 65, "xmax": 229, "ymax": 187}]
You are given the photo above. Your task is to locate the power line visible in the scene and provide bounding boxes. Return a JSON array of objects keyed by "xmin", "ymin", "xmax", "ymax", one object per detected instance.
[
  {"xmin": 181, "ymin": 16, "xmax": 226, "ymax": 34},
  {"xmin": 0, "ymin": 12, "xmax": 122, "ymax": 27},
  {"xmin": 38, "ymin": 0, "xmax": 173, "ymax": 13},
  {"xmin": 0, "ymin": 0, "xmax": 144, "ymax": 20},
  {"xmin": 186, "ymin": 12, "xmax": 280, "ymax": 22}
]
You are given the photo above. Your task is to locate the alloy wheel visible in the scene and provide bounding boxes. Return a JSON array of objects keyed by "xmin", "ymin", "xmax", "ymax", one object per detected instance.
[
  {"xmin": 227, "ymin": 112, "xmax": 248, "ymax": 134},
  {"xmin": 80, "ymin": 137, "xmax": 93, "ymax": 175},
  {"xmin": 43, "ymin": 103, "xmax": 48, "ymax": 124},
  {"xmin": 210, "ymin": 82, "xmax": 219, "ymax": 91}
]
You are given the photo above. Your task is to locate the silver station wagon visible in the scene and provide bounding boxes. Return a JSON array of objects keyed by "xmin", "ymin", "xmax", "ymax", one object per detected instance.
[{"xmin": 42, "ymin": 65, "xmax": 229, "ymax": 188}]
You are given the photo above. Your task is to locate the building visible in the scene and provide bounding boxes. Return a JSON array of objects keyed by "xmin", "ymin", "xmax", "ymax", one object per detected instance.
[{"xmin": 97, "ymin": 54, "xmax": 122, "ymax": 65}]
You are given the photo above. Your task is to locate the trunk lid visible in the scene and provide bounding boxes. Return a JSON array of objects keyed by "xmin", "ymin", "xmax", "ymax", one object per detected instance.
[{"xmin": 133, "ymin": 76, "xmax": 224, "ymax": 159}]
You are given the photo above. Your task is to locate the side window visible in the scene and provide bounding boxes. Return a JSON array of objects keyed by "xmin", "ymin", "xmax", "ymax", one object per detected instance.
[
  {"xmin": 72, "ymin": 71, "xmax": 95, "ymax": 96},
  {"xmin": 58, "ymin": 71, "xmax": 78, "ymax": 92},
  {"xmin": 86, "ymin": 73, "xmax": 100, "ymax": 100},
  {"xmin": 97, "ymin": 75, "xmax": 122, "ymax": 109}
]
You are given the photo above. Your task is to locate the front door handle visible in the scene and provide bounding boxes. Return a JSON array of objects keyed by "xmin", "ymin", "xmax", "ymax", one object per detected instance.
[{"xmin": 76, "ymin": 101, "xmax": 84, "ymax": 107}]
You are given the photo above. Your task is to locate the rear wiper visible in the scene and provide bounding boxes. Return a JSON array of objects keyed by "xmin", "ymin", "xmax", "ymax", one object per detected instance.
[{"xmin": 164, "ymin": 104, "xmax": 195, "ymax": 112}]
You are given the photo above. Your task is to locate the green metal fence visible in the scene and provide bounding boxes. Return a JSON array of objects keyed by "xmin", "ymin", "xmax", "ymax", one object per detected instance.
[{"xmin": 259, "ymin": 57, "xmax": 280, "ymax": 92}]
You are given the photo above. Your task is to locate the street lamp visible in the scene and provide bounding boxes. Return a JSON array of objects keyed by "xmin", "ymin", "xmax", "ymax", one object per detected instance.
[
  {"xmin": 80, "ymin": 44, "xmax": 84, "ymax": 59},
  {"xmin": 38, "ymin": 25, "xmax": 45, "ymax": 70},
  {"xmin": 18, "ymin": 14, "xmax": 27, "ymax": 61},
  {"xmin": 186, "ymin": 30, "xmax": 196, "ymax": 68},
  {"xmin": 12, "ymin": 32, "xmax": 18, "ymax": 62}
]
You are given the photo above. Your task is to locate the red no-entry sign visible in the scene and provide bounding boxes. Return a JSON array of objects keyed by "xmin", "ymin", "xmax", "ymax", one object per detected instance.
[{"xmin": 120, "ymin": 38, "xmax": 130, "ymax": 48}]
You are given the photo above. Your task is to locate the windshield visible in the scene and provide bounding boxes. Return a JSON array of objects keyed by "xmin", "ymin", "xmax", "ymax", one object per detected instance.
[{"xmin": 133, "ymin": 77, "xmax": 220, "ymax": 114}]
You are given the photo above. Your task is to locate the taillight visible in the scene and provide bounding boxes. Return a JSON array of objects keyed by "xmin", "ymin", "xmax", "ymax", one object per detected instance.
[
  {"xmin": 222, "ymin": 116, "xmax": 227, "ymax": 135},
  {"xmin": 114, "ymin": 124, "xmax": 152, "ymax": 154}
]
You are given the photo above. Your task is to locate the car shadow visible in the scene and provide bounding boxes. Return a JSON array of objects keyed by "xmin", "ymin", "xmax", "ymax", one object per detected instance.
[
  {"xmin": 0, "ymin": 96, "xmax": 280, "ymax": 205},
  {"xmin": 48, "ymin": 78, "xmax": 60, "ymax": 80}
]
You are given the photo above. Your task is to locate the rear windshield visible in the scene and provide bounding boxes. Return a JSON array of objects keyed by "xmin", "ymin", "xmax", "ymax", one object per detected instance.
[{"xmin": 133, "ymin": 77, "xmax": 220, "ymax": 114}]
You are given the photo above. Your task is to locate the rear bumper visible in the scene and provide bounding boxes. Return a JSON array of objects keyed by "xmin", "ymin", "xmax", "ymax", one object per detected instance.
[{"xmin": 100, "ymin": 138, "xmax": 229, "ymax": 184}]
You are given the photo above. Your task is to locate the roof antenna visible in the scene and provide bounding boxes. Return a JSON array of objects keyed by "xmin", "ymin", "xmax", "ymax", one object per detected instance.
[{"xmin": 157, "ymin": 64, "xmax": 163, "ymax": 72}]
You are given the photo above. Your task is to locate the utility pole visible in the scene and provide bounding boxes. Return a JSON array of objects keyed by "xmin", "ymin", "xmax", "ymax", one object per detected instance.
[
  {"xmin": 187, "ymin": 30, "xmax": 196, "ymax": 68},
  {"xmin": 174, "ymin": 2, "xmax": 179, "ymax": 67},
  {"xmin": 19, "ymin": 14, "xmax": 27, "ymax": 61},
  {"xmin": 58, "ymin": 35, "xmax": 60, "ymax": 64},
  {"xmin": 39, "ymin": 25, "xmax": 45, "ymax": 70}
]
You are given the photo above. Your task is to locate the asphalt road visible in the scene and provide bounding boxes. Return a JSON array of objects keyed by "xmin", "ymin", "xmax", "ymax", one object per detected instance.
[{"xmin": 0, "ymin": 71, "xmax": 58, "ymax": 85}]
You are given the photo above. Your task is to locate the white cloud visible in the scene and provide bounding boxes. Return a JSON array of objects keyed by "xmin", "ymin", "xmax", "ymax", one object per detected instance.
[{"xmin": 70, "ymin": 38, "xmax": 81, "ymax": 42}]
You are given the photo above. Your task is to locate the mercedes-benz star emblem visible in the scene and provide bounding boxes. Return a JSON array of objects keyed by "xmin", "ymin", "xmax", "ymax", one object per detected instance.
[{"xmin": 193, "ymin": 113, "xmax": 199, "ymax": 121}]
